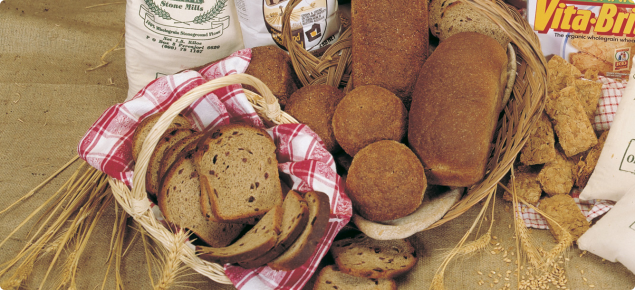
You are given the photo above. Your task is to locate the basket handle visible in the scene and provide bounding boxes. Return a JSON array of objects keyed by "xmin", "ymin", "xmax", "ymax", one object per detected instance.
[{"xmin": 131, "ymin": 73, "xmax": 281, "ymax": 201}]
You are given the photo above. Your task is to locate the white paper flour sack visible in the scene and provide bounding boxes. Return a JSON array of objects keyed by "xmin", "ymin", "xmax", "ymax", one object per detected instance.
[
  {"xmin": 578, "ymin": 185, "xmax": 635, "ymax": 275},
  {"xmin": 125, "ymin": 0, "xmax": 244, "ymax": 100},
  {"xmin": 233, "ymin": 0, "xmax": 340, "ymax": 52},
  {"xmin": 580, "ymin": 64, "xmax": 635, "ymax": 202}
]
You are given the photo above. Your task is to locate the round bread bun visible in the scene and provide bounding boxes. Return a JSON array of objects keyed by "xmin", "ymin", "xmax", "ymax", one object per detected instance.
[
  {"xmin": 346, "ymin": 140, "xmax": 427, "ymax": 222},
  {"xmin": 332, "ymin": 85, "xmax": 407, "ymax": 157},
  {"xmin": 285, "ymin": 84, "xmax": 346, "ymax": 152}
]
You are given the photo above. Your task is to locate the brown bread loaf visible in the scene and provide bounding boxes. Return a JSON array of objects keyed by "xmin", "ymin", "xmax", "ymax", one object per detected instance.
[
  {"xmin": 408, "ymin": 32, "xmax": 508, "ymax": 187},
  {"xmin": 244, "ymin": 45, "xmax": 298, "ymax": 108},
  {"xmin": 158, "ymin": 152, "xmax": 244, "ymax": 247},
  {"xmin": 346, "ymin": 140, "xmax": 426, "ymax": 222},
  {"xmin": 351, "ymin": 0, "xmax": 428, "ymax": 108},
  {"xmin": 146, "ymin": 128, "xmax": 194, "ymax": 196},
  {"xmin": 313, "ymin": 265, "xmax": 397, "ymax": 290},
  {"xmin": 238, "ymin": 190, "xmax": 310, "ymax": 269},
  {"xmin": 197, "ymin": 204, "xmax": 283, "ymax": 264},
  {"xmin": 131, "ymin": 113, "xmax": 191, "ymax": 162},
  {"xmin": 330, "ymin": 233, "xmax": 417, "ymax": 279},
  {"xmin": 194, "ymin": 123, "xmax": 283, "ymax": 223},
  {"xmin": 268, "ymin": 191, "xmax": 331, "ymax": 271}
]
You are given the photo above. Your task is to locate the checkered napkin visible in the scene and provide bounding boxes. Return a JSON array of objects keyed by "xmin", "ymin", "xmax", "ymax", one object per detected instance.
[
  {"xmin": 519, "ymin": 75, "xmax": 626, "ymax": 228},
  {"xmin": 77, "ymin": 48, "xmax": 352, "ymax": 290}
]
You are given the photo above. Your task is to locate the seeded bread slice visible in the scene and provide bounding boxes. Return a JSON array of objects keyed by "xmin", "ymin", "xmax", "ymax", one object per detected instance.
[
  {"xmin": 158, "ymin": 153, "xmax": 244, "ymax": 247},
  {"xmin": 238, "ymin": 190, "xmax": 310, "ymax": 269},
  {"xmin": 146, "ymin": 129, "xmax": 194, "ymax": 196},
  {"xmin": 131, "ymin": 113, "xmax": 191, "ymax": 162},
  {"xmin": 330, "ymin": 233, "xmax": 417, "ymax": 279},
  {"xmin": 197, "ymin": 204, "xmax": 283, "ymax": 264},
  {"xmin": 438, "ymin": 2, "xmax": 511, "ymax": 48},
  {"xmin": 268, "ymin": 191, "xmax": 331, "ymax": 271},
  {"xmin": 313, "ymin": 265, "xmax": 397, "ymax": 290},
  {"xmin": 194, "ymin": 123, "xmax": 283, "ymax": 223},
  {"xmin": 159, "ymin": 131, "xmax": 204, "ymax": 181}
]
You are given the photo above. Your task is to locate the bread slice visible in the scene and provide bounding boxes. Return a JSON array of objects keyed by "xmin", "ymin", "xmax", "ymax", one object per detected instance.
[
  {"xmin": 159, "ymin": 131, "xmax": 204, "ymax": 181},
  {"xmin": 330, "ymin": 233, "xmax": 417, "ymax": 279},
  {"xmin": 146, "ymin": 129, "xmax": 194, "ymax": 196},
  {"xmin": 238, "ymin": 190, "xmax": 310, "ymax": 269},
  {"xmin": 158, "ymin": 152, "xmax": 244, "ymax": 247},
  {"xmin": 268, "ymin": 191, "xmax": 331, "ymax": 271},
  {"xmin": 313, "ymin": 265, "xmax": 397, "ymax": 290},
  {"xmin": 131, "ymin": 113, "xmax": 191, "ymax": 162},
  {"xmin": 194, "ymin": 123, "xmax": 283, "ymax": 223},
  {"xmin": 438, "ymin": 2, "xmax": 511, "ymax": 48},
  {"xmin": 197, "ymin": 204, "xmax": 283, "ymax": 264},
  {"xmin": 428, "ymin": 0, "xmax": 461, "ymax": 38}
]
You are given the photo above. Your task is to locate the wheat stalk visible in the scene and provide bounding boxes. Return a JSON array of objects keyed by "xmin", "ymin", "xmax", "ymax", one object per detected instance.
[{"xmin": 154, "ymin": 230, "xmax": 190, "ymax": 290}]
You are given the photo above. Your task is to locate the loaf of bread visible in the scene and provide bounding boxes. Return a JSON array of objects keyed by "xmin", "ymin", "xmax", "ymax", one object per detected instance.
[
  {"xmin": 244, "ymin": 45, "xmax": 298, "ymax": 108},
  {"xmin": 158, "ymin": 152, "xmax": 244, "ymax": 247},
  {"xmin": 313, "ymin": 265, "xmax": 397, "ymax": 290},
  {"xmin": 351, "ymin": 0, "xmax": 428, "ymax": 108},
  {"xmin": 408, "ymin": 32, "xmax": 508, "ymax": 187},
  {"xmin": 194, "ymin": 123, "xmax": 283, "ymax": 223}
]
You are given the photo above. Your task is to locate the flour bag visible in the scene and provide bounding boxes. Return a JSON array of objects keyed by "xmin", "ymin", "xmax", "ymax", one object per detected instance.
[
  {"xmin": 125, "ymin": 0, "xmax": 244, "ymax": 100},
  {"xmin": 233, "ymin": 0, "xmax": 340, "ymax": 52}
]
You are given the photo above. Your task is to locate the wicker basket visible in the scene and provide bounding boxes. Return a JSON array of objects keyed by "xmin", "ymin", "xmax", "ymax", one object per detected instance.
[{"xmin": 109, "ymin": 0, "xmax": 547, "ymax": 283}]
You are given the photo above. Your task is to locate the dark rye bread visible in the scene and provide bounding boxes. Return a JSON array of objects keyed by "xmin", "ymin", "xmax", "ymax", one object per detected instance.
[
  {"xmin": 238, "ymin": 190, "xmax": 310, "ymax": 269},
  {"xmin": 146, "ymin": 129, "xmax": 195, "ymax": 196},
  {"xmin": 158, "ymin": 131, "xmax": 204, "ymax": 181},
  {"xmin": 194, "ymin": 123, "xmax": 283, "ymax": 223},
  {"xmin": 197, "ymin": 204, "xmax": 283, "ymax": 264},
  {"xmin": 131, "ymin": 113, "xmax": 191, "ymax": 162},
  {"xmin": 158, "ymin": 153, "xmax": 244, "ymax": 247},
  {"xmin": 330, "ymin": 233, "xmax": 417, "ymax": 279},
  {"xmin": 313, "ymin": 265, "xmax": 397, "ymax": 290},
  {"xmin": 268, "ymin": 191, "xmax": 331, "ymax": 271}
]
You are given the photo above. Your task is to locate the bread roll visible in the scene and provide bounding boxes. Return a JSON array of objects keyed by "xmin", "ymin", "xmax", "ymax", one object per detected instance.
[
  {"xmin": 351, "ymin": 0, "xmax": 428, "ymax": 108},
  {"xmin": 408, "ymin": 32, "xmax": 508, "ymax": 187}
]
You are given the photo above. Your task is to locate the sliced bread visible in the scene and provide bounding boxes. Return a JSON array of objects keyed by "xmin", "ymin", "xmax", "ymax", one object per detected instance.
[
  {"xmin": 157, "ymin": 152, "xmax": 244, "ymax": 247},
  {"xmin": 194, "ymin": 123, "xmax": 283, "ymax": 223},
  {"xmin": 268, "ymin": 191, "xmax": 331, "ymax": 271},
  {"xmin": 131, "ymin": 113, "xmax": 191, "ymax": 162},
  {"xmin": 437, "ymin": 2, "xmax": 511, "ymax": 48},
  {"xmin": 313, "ymin": 265, "xmax": 397, "ymax": 290},
  {"xmin": 197, "ymin": 204, "xmax": 283, "ymax": 264},
  {"xmin": 238, "ymin": 190, "xmax": 310, "ymax": 269},
  {"xmin": 146, "ymin": 128, "xmax": 194, "ymax": 196},
  {"xmin": 159, "ymin": 131, "xmax": 204, "ymax": 181},
  {"xmin": 330, "ymin": 233, "xmax": 417, "ymax": 279},
  {"xmin": 428, "ymin": 0, "xmax": 461, "ymax": 38}
]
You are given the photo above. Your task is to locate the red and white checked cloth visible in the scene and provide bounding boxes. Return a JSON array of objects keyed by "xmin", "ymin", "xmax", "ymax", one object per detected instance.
[
  {"xmin": 519, "ymin": 75, "xmax": 626, "ymax": 228},
  {"xmin": 77, "ymin": 48, "xmax": 352, "ymax": 290}
]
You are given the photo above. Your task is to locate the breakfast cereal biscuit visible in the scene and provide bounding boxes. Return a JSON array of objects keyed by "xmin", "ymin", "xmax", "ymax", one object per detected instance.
[
  {"xmin": 576, "ymin": 130, "xmax": 609, "ymax": 189},
  {"xmin": 570, "ymin": 28, "xmax": 635, "ymax": 66},
  {"xmin": 520, "ymin": 112, "xmax": 556, "ymax": 165},
  {"xmin": 570, "ymin": 52, "xmax": 613, "ymax": 77},
  {"xmin": 545, "ymin": 87, "xmax": 598, "ymax": 157},
  {"xmin": 547, "ymin": 55, "xmax": 581, "ymax": 93},
  {"xmin": 567, "ymin": 79, "xmax": 603, "ymax": 122},
  {"xmin": 538, "ymin": 149, "xmax": 576, "ymax": 196},
  {"xmin": 538, "ymin": 194, "xmax": 590, "ymax": 244},
  {"xmin": 503, "ymin": 165, "xmax": 542, "ymax": 205},
  {"xmin": 584, "ymin": 68, "xmax": 600, "ymax": 81}
]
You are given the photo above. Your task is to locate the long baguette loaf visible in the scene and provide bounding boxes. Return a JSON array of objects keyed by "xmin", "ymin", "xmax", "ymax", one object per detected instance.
[{"xmin": 408, "ymin": 32, "xmax": 508, "ymax": 187}]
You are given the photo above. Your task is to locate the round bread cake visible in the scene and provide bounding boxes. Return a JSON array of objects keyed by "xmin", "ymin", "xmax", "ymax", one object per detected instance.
[
  {"xmin": 285, "ymin": 84, "xmax": 346, "ymax": 152},
  {"xmin": 346, "ymin": 140, "xmax": 426, "ymax": 222},
  {"xmin": 332, "ymin": 85, "xmax": 407, "ymax": 157}
]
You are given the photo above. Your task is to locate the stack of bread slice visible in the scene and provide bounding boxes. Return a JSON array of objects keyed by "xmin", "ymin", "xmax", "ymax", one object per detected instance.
[{"xmin": 131, "ymin": 114, "xmax": 332, "ymax": 269}]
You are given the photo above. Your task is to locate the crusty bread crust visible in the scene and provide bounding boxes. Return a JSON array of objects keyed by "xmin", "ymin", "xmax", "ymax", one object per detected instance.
[{"xmin": 408, "ymin": 32, "xmax": 508, "ymax": 187}]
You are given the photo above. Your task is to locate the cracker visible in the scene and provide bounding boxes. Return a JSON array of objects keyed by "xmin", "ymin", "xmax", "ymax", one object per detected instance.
[
  {"xmin": 520, "ymin": 112, "xmax": 556, "ymax": 165},
  {"xmin": 545, "ymin": 87, "xmax": 598, "ymax": 157},
  {"xmin": 568, "ymin": 79, "xmax": 603, "ymax": 122},
  {"xmin": 538, "ymin": 149, "xmax": 576, "ymax": 196},
  {"xmin": 548, "ymin": 55, "xmax": 581, "ymax": 93},
  {"xmin": 503, "ymin": 165, "xmax": 542, "ymax": 205},
  {"xmin": 538, "ymin": 194, "xmax": 590, "ymax": 243}
]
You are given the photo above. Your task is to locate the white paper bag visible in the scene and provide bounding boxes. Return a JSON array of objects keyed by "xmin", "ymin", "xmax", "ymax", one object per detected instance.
[
  {"xmin": 579, "ymin": 64, "xmax": 635, "ymax": 202},
  {"xmin": 578, "ymin": 184, "xmax": 635, "ymax": 275},
  {"xmin": 125, "ymin": 0, "xmax": 245, "ymax": 100}
]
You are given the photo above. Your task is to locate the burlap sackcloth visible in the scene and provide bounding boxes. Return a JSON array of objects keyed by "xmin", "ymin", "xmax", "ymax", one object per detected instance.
[{"xmin": 1, "ymin": 0, "xmax": 635, "ymax": 289}]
